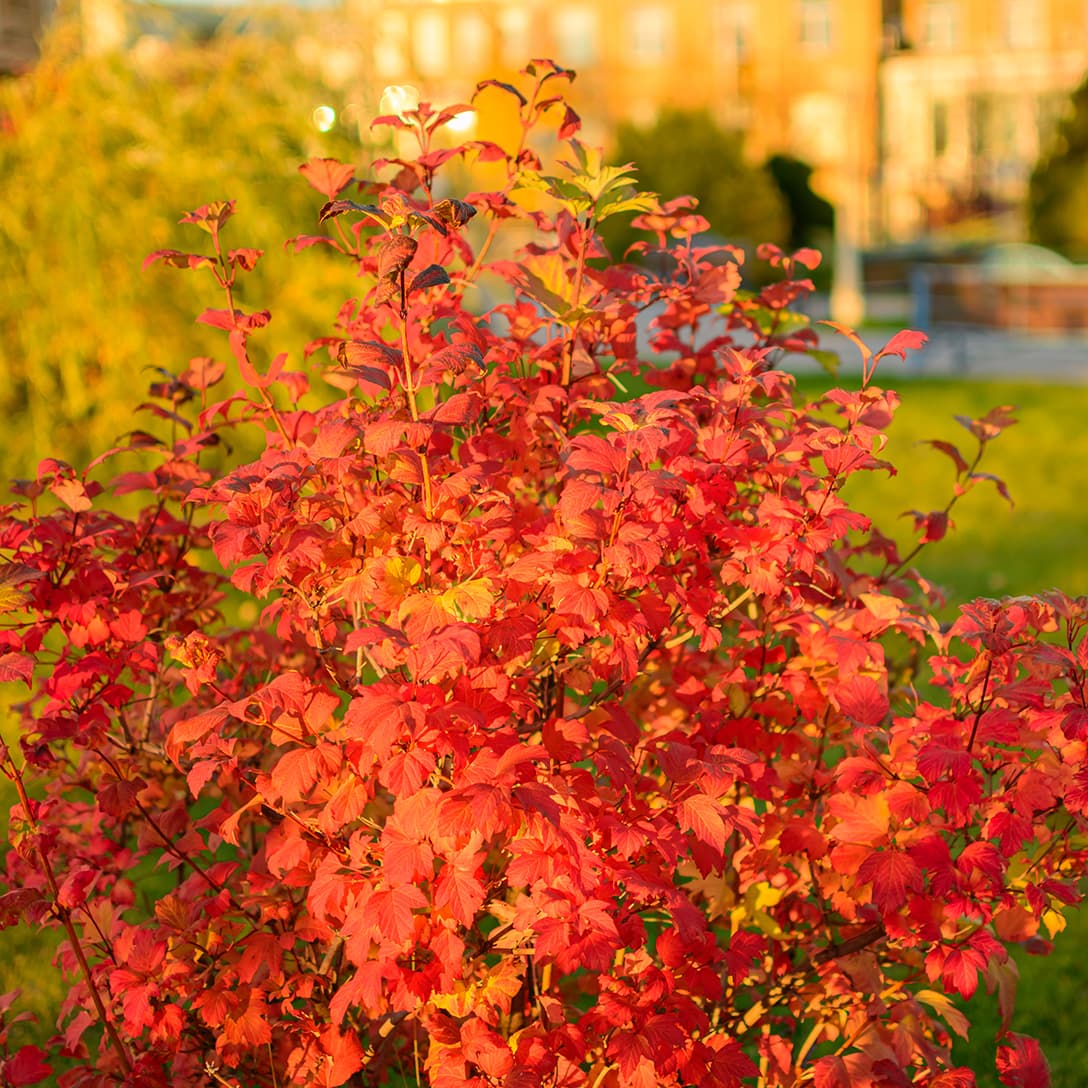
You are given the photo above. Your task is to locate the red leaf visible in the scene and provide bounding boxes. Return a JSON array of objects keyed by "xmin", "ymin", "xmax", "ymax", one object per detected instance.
[
  {"xmin": 404, "ymin": 625, "xmax": 481, "ymax": 680},
  {"xmin": 704, "ymin": 1038, "xmax": 759, "ymax": 1086},
  {"xmin": 996, "ymin": 1034, "xmax": 1050, "ymax": 1088},
  {"xmin": 299, "ymin": 157, "xmax": 356, "ymax": 199},
  {"xmin": 0, "ymin": 652, "xmax": 34, "ymax": 686},
  {"xmin": 223, "ymin": 987, "xmax": 272, "ymax": 1047},
  {"xmin": 181, "ymin": 356, "xmax": 226, "ymax": 391},
  {"xmin": 430, "ymin": 343, "xmax": 483, "ymax": 375},
  {"xmin": 228, "ymin": 247, "xmax": 263, "ymax": 271},
  {"xmin": 930, "ymin": 1071, "xmax": 977, "ymax": 1088},
  {"xmin": 908, "ymin": 509, "xmax": 949, "ymax": 543},
  {"xmin": 835, "ymin": 675, "xmax": 889, "ymax": 727},
  {"xmin": 924, "ymin": 439, "xmax": 969, "ymax": 476},
  {"xmin": 828, "ymin": 793, "xmax": 889, "ymax": 846},
  {"xmin": 678, "ymin": 792, "xmax": 727, "ymax": 854},
  {"xmin": 460, "ymin": 1018, "xmax": 514, "ymax": 1079},
  {"xmin": 49, "ymin": 476, "xmax": 92, "ymax": 512},
  {"xmin": 434, "ymin": 862, "xmax": 486, "ymax": 927},
  {"xmin": 432, "ymin": 198, "xmax": 477, "ymax": 230},
  {"xmin": 955, "ymin": 405, "xmax": 1018, "ymax": 443},
  {"xmin": 938, "ymin": 945, "xmax": 987, "ymax": 1000},
  {"xmin": 969, "ymin": 471, "xmax": 1014, "ymax": 508},
  {"xmin": 369, "ymin": 884, "xmax": 427, "ymax": 944},
  {"xmin": 270, "ymin": 743, "xmax": 341, "ymax": 804},
  {"xmin": 474, "ymin": 79, "xmax": 528, "ymax": 106},
  {"xmin": 877, "ymin": 329, "xmax": 928, "ymax": 360},
  {"xmin": 166, "ymin": 707, "xmax": 230, "ymax": 767},
  {"xmin": 344, "ymin": 691, "xmax": 407, "ymax": 761},
  {"xmin": 813, "ymin": 1055, "xmax": 851, "ymax": 1088},
  {"xmin": 428, "ymin": 392, "xmax": 482, "ymax": 424},
  {"xmin": 5, "ymin": 1045, "xmax": 52, "ymax": 1086},
  {"xmin": 197, "ymin": 308, "xmax": 240, "ymax": 331},
  {"xmin": 378, "ymin": 234, "xmax": 418, "ymax": 281},
  {"xmin": 339, "ymin": 339, "xmax": 401, "ymax": 370},
  {"xmin": 791, "ymin": 247, "xmax": 822, "ymax": 270},
  {"xmin": 319, "ymin": 1024, "xmax": 365, "ymax": 1087},
  {"xmin": 857, "ymin": 849, "xmax": 924, "ymax": 911},
  {"xmin": 558, "ymin": 104, "xmax": 581, "ymax": 139},
  {"xmin": 179, "ymin": 199, "xmax": 235, "ymax": 232},
  {"xmin": 566, "ymin": 433, "xmax": 627, "ymax": 477},
  {"xmin": 142, "ymin": 249, "xmax": 215, "ymax": 272}
]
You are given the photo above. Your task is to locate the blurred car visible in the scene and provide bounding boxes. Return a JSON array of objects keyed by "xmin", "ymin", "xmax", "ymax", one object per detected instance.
[{"xmin": 977, "ymin": 243, "xmax": 1082, "ymax": 283}]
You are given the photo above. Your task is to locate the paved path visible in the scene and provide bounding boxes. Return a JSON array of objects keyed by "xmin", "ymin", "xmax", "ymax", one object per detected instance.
[
  {"xmin": 787, "ymin": 325, "xmax": 1088, "ymax": 384},
  {"xmin": 790, "ymin": 293, "xmax": 1088, "ymax": 383}
]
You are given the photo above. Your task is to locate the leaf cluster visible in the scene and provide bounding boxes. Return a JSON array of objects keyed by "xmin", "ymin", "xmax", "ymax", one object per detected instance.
[{"xmin": 0, "ymin": 60, "xmax": 1080, "ymax": 1088}]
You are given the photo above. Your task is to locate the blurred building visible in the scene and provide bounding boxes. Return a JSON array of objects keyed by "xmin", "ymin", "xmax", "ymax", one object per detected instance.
[
  {"xmin": 880, "ymin": 0, "xmax": 1088, "ymax": 240},
  {"xmin": 345, "ymin": 0, "xmax": 1088, "ymax": 248},
  {"xmin": 1, "ymin": 0, "xmax": 45, "ymax": 72},
  {"xmin": 348, "ymin": 0, "xmax": 882, "ymax": 236},
  {"xmin": 50, "ymin": 0, "xmax": 1088, "ymax": 247}
]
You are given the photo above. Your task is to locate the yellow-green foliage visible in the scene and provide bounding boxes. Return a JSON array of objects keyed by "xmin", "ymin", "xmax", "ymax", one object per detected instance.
[{"xmin": 0, "ymin": 14, "xmax": 366, "ymax": 479}]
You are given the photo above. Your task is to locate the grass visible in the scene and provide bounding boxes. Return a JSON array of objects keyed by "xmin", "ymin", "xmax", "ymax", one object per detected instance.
[{"xmin": 1, "ymin": 373, "xmax": 1086, "ymax": 1078}]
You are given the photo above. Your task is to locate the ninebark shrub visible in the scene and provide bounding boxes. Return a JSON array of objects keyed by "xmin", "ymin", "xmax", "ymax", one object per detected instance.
[{"xmin": 0, "ymin": 63, "xmax": 1083, "ymax": 1088}]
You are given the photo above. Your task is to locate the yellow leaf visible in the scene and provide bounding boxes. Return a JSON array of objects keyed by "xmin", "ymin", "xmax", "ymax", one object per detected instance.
[
  {"xmin": 1042, "ymin": 907, "xmax": 1067, "ymax": 937},
  {"xmin": 438, "ymin": 578, "xmax": 494, "ymax": 621},
  {"xmin": 915, "ymin": 989, "xmax": 971, "ymax": 1039},
  {"xmin": 385, "ymin": 556, "xmax": 422, "ymax": 593},
  {"xmin": 730, "ymin": 881, "xmax": 785, "ymax": 938},
  {"xmin": 0, "ymin": 564, "xmax": 39, "ymax": 615},
  {"xmin": 431, "ymin": 982, "xmax": 473, "ymax": 1018}
]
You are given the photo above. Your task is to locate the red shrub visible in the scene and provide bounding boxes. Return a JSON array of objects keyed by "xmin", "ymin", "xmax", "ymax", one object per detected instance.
[{"xmin": 0, "ymin": 62, "xmax": 1081, "ymax": 1088}]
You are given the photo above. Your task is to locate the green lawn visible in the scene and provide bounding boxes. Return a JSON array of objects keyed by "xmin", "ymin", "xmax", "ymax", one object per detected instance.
[{"xmin": 1, "ymin": 374, "xmax": 1085, "ymax": 1079}]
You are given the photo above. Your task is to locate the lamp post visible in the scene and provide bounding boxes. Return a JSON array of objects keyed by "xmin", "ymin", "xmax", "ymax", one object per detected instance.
[{"xmin": 830, "ymin": 82, "xmax": 866, "ymax": 328}]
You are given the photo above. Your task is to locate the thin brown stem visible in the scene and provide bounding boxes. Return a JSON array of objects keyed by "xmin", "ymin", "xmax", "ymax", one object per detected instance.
[
  {"xmin": 397, "ymin": 268, "xmax": 434, "ymax": 519},
  {"xmin": 1, "ymin": 743, "xmax": 133, "ymax": 1074}
]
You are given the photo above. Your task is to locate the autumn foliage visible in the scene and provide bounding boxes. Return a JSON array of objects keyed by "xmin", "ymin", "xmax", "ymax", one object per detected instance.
[{"xmin": 1, "ymin": 63, "xmax": 1085, "ymax": 1088}]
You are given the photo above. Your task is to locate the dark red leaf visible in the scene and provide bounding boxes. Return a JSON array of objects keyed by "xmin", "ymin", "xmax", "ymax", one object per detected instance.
[
  {"xmin": 474, "ymin": 79, "xmax": 528, "ymax": 106},
  {"xmin": 408, "ymin": 263, "xmax": 451, "ymax": 294},
  {"xmin": 430, "ymin": 343, "xmax": 483, "ymax": 375}
]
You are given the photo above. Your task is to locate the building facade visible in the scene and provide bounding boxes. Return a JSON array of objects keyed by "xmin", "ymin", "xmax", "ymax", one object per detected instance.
[
  {"xmin": 880, "ymin": 0, "xmax": 1088, "ymax": 239},
  {"xmin": 348, "ymin": 1, "xmax": 883, "ymax": 237},
  {"xmin": 59, "ymin": 0, "xmax": 1088, "ymax": 246}
]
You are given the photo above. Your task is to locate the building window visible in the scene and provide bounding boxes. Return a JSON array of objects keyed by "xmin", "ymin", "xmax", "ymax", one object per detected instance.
[
  {"xmin": 413, "ymin": 10, "xmax": 449, "ymax": 76},
  {"xmin": 628, "ymin": 5, "xmax": 673, "ymax": 63},
  {"xmin": 799, "ymin": 0, "xmax": 831, "ymax": 49},
  {"xmin": 553, "ymin": 6, "xmax": 598, "ymax": 67},
  {"xmin": 374, "ymin": 11, "xmax": 408, "ymax": 78},
  {"xmin": 922, "ymin": 0, "xmax": 958, "ymax": 48},
  {"xmin": 714, "ymin": 0, "xmax": 752, "ymax": 61},
  {"xmin": 932, "ymin": 100, "xmax": 949, "ymax": 158},
  {"xmin": 969, "ymin": 93, "xmax": 993, "ymax": 159},
  {"xmin": 1036, "ymin": 92, "xmax": 1067, "ymax": 144},
  {"xmin": 790, "ymin": 92, "xmax": 845, "ymax": 164},
  {"xmin": 1003, "ymin": 0, "xmax": 1044, "ymax": 47},
  {"xmin": 499, "ymin": 6, "xmax": 530, "ymax": 68},
  {"xmin": 453, "ymin": 11, "xmax": 491, "ymax": 71}
]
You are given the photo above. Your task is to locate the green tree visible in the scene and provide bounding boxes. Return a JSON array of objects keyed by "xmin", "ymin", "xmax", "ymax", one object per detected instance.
[
  {"xmin": 605, "ymin": 108, "xmax": 788, "ymax": 262},
  {"xmin": 765, "ymin": 153, "xmax": 835, "ymax": 251},
  {"xmin": 1029, "ymin": 75, "xmax": 1088, "ymax": 260},
  {"xmin": 0, "ymin": 15, "xmax": 365, "ymax": 480}
]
